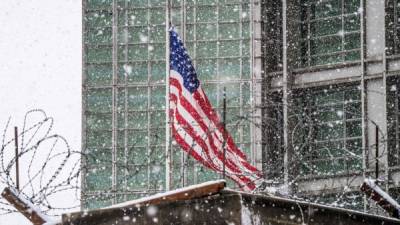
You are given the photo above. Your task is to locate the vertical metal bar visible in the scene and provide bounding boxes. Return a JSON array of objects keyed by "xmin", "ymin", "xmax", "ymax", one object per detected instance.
[
  {"xmin": 249, "ymin": 0, "xmax": 256, "ymax": 165},
  {"xmin": 147, "ymin": 0, "xmax": 152, "ymax": 196},
  {"xmin": 383, "ymin": 44, "xmax": 390, "ymax": 191},
  {"xmin": 81, "ymin": 0, "xmax": 88, "ymax": 210},
  {"xmin": 165, "ymin": 0, "xmax": 172, "ymax": 191},
  {"xmin": 282, "ymin": 0, "xmax": 291, "ymax": 191},
  {"xmin": 222, "ymin": 87, "xmax": 227, "ymax": 180},
  {"xmin": 123, "ymin": 0, "xmax": 129, "ymax": 202},
  {"xmin": 239, "ymin": 0, "xmax": 244, "ymax": 155},
  {"xmin": 306, "ymin": 3, "xmax": 311, "ymax": 67},
  {"xmin": 111, "ymin": 0, "xmax": 119, "ymax": 204},
  {"xmin": 360, "ymin": 0, "xmax": 368, "ymax": 211},
  {"xmin": 341, "ymin": 0, "xmax": 345, "ymax": 62},
  {"xmin": 147, "ymin": 0, "xmax": 155, "ymax": 193},
  {"xmin": 193, "ymin": 3, "xmax": 198, "ymax": 185},
  {"xmin": 181, "ymin": 0, "xmax": 187, "ymax": 188},
  {"xmin": 394, "ymin": 0, "xmax": 399, "ymax": 54},
  {"xmin": 396, "ymin": 88, "xmax": 399, "ymax": 166},
  {"xmin": 376, "ymin": 125, "xmax": 379, "ymax": 179},
  {"xmin": 14, "ymin": 127, "xmax": 19, "ymax": 191}
]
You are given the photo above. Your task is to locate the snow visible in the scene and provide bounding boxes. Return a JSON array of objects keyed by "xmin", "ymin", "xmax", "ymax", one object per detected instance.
[
  {"xmin": 43, "ymin": 222, "xmax": 61, "ymax": 225},
  {"xmin": 365, "ymin": 178, "xmax": 400, "ymax": 211},
  {"xmin": 8, "ymin": 187, "xmax": 61, "ymax": 224},
  {"xmin": 104, "ymin": 180, "xmax": 226, "ymax": 209},
  {"xmin": 241, "ymin": 206, "xmax": 252, "ymax": 225},
  {"xmin": 241, "ymin": 205, "xmax": 261, "ymax": 225}
]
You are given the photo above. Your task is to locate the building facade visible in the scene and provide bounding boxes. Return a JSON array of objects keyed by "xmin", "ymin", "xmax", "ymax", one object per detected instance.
[{"xmin": 82, "ymin": 0, "xmax": 400, "ymax": 212}]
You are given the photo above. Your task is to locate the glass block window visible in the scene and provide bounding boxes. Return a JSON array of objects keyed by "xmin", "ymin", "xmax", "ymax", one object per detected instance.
[
  {"xmin": 83, "ymin": 0, "xmax": 114, "ymax": 200},
  {"xmin": 261, "ymin": 0, "xmax": 283, "ymax": 73},
  {"xmin": 172, "ymin": 0, "xmax": 255, "ymax": 189},
  {"xmin": 262, "ymin": 91, "xmax": 284, "ymax": 181},
  {"xmin": 387, "ymin": 0, "xmax": 400, "ymax": 55},
  {"xmin": 293, "ymin": 85, "xmax": 363, "ymax": 176},
  {"xmin": 297, "ymin": 0, "xmax": 361, "ymax": 67},
  {"xmin": 83, "ymin": 0, "xmax": 258, "ymax": 208},
  {"xmin": 387, "ymin": 76, "xmax": 400, "ymax": 166}
]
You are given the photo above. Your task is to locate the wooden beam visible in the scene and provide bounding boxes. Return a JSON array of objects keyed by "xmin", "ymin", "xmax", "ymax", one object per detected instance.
[
  {"xmin": 108, "ymin": 180, "xmax": 226, "ymax": 209},
  {"xmin": 1, "ymin": 187, "xmax": 48, "ymax": 225},
  {"xmin": 360, "ymin": 180, "xmax": 400, "ymax": 218},
  {"xmin": 65, "ymin": 180, "xmax": 226, "ymax": 223}
]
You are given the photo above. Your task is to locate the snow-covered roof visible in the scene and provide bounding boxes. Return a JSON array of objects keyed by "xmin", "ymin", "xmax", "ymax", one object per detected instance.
[{"xmin": 62, "ymin": 180, "xmax": 400, "ymax": 225}]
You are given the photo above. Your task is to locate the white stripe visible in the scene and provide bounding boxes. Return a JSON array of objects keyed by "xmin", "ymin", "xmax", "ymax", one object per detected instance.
[
  {"xmin": 170, "ymin": 69, "xmax": 259, "ymax": 188},
  {"xmin": 173, "ymin": 121, "xmax": 241, "ymax": 177},
  {"xmin": 171, "ymin": 87, "xmax": 226, "ymax": 170},
  {"xmin": 171, "ymin": 81, "xmax": 257, "ymax": 178},
  {"xmin": 170, "ymin": 71, "xmax": 235, "ymax": 154},
  {"xmin": 170, "ymin": 73, "xmax": 258, "ymax": 176}
]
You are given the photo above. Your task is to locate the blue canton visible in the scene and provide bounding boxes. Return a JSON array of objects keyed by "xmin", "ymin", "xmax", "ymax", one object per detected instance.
[{"xmin": 170, "ymin": 29, "xmax": 200, "ymax": 93}]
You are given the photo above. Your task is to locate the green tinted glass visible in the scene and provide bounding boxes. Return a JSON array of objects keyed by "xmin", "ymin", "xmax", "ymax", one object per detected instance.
[
  {"xmin": 87, "ymin": 0, "xmax": 112, "ymax": 9},
  {"xmin": 86, "ymin": 88, "xmax": 112, "ymax": 112},
  {"xmin": 87, "ymin": 47, "xmax": 112, "ymax": 63},
  {"xmin": 127, "ymin": 87, "xmax": 148, "ymax": 110},
  {"xmin": 87, "ymin": 113, "xmax": 112, "ymax": 130},
  {"xmin": 125, "ymin": 166, "xmax": 148, "ymax": 189},
  {"xmin": 150, "ymin": 86, "xmax": 164, "ymax": 110},
  {"xmin": 219, "ymin": 23, "xmax": 240, "ymax": 39},
  {"xmin": 218, "ymin": 58, "xmax": 241, "ymax": 79},
  {"xmin": 86, "ymin": 11, "xmax": 112, "ymax": 27},
  {"xmin": 196, "ymin": 6, "xmax": 217, "ymax": 22},
  {"xmin": 86, "ymin": 166, "xmax": 112, "ymax": 191},
  {"xmin": 87, "ymin": 64, "xmax": 113, "ymax": 85},
  {"xmin": 86, "ymin": 27, "xmax": 112, "ymax": 44}
]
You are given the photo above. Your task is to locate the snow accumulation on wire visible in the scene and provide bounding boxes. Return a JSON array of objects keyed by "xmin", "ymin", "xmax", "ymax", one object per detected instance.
[
  {"xmin": 8, "ymin": 187, "xmax": 61, "ymax": 224},
  {"xmin": 364, "ymin": 178, "xmax": 400, "ymax": 211},
  {"xmin": 105, "ymin": 179, "xmax": 226, "ymax": 210}
]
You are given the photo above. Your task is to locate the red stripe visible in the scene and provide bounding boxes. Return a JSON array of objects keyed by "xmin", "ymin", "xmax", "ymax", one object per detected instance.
[
  {"xmin": 170, "ymin": 75, "xmax": 261, "ymax": 190},
  {"xmin": 171, "ymin": 81, "xmax": 258, "ymax": 187},
  {"xmin": 193, "ymin": 90, "xmax": 247, "ymax": 159},
  {"xmin": 172, "ymin": 122, "xmax": 251, "ymax": 191},
  {"xmin": 171, "ymin": 79, "xmax": 243, "ymax": 163},
  {"xmin": 174, "ymin": 108, "xmax": 220, "ymax": 171},
  {"xmin": 172, "ymin": 125, "xmax": 213, "ymax": 170},
  {"xmin": 174, "ymin": 109, "xmax": 244, "ymax": 174},
  {"xmin": 170, "ymin": 81, "xmax": 242, "ymax": 174},
  {"xmin": 171, "ymin": 78, "xmax": 261, "ymax": 184},
  {"xmin": 171, "ymin": 80, "xmax": 234, "ymax": 163}
]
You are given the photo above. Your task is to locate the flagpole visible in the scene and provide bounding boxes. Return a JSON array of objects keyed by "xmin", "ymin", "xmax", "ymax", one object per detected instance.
[{"xmin": 165, "ymin": 0, "xmax": 171, "ymax": 191}]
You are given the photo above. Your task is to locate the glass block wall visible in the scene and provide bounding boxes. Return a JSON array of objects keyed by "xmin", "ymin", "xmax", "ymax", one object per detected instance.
[
  {"xmin": 387, "ymin": 0, "xmax": 400, "ymax": 56},
  {"xmin": 170, "ymin": 0, "xmax": 255, "ymax": 190},
  {"xmin": 387, "ymin": 77, "xmax": 400, "ymax": 166},
  {"xmin": 265, "ymin": 85, "xmax": 363, "ymax": 179},
  {"xmin": 293, "ymin": 85, "xmax": 363, "ymax": 176},
  {"xmin": 297, "ymin": 0, "xmax": 361, "ymax": 67},
  {"xmin": 82, "ymin": 0, "xmax": 259, "ymax": 209}
]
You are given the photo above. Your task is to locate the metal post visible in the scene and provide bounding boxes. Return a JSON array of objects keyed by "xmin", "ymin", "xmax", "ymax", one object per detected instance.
[
  {"xmin": 165, "ymin": 0, "xmax": 172, "ymax": 191},
  {"xmin": 111, "ymin": 0, "xmax": 118, "ymax": 204},
  {"xmin": 222, "ymin": 87, "xmax": 227, "ymax": 179},
  {"xmin": 383, "ymin": 50, "xmax": 389, "ymax": 192},
  {"xmin": 360, "ymin": 0, "xmax": 368, "ymax": 211},
  {"xmin": 282, "ymin": 0, "xmax": 293, "ymax": 192},
  {"xmin": 14, "ymin": 127, "xmax": 19, "ymax": 191},
  {"xmin": 375, "ymin": 125, "xmax": 379, "ymax": 180}
]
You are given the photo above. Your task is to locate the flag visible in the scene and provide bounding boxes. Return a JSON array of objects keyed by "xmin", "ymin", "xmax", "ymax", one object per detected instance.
[{"xmin": 168, "ymin": 29, "xmax": 262, "ymax": 191}]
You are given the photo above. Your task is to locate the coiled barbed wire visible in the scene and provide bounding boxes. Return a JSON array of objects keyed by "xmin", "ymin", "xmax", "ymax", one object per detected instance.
[{"xmin": 0, "ymin": 109, "xmax": 83, "ymax": 217}]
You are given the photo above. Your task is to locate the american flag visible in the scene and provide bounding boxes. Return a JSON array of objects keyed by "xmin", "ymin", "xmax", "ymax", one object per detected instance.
[{"xmin": 168, "ymin": 29, "xmax": 262, "ymax": 191}]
